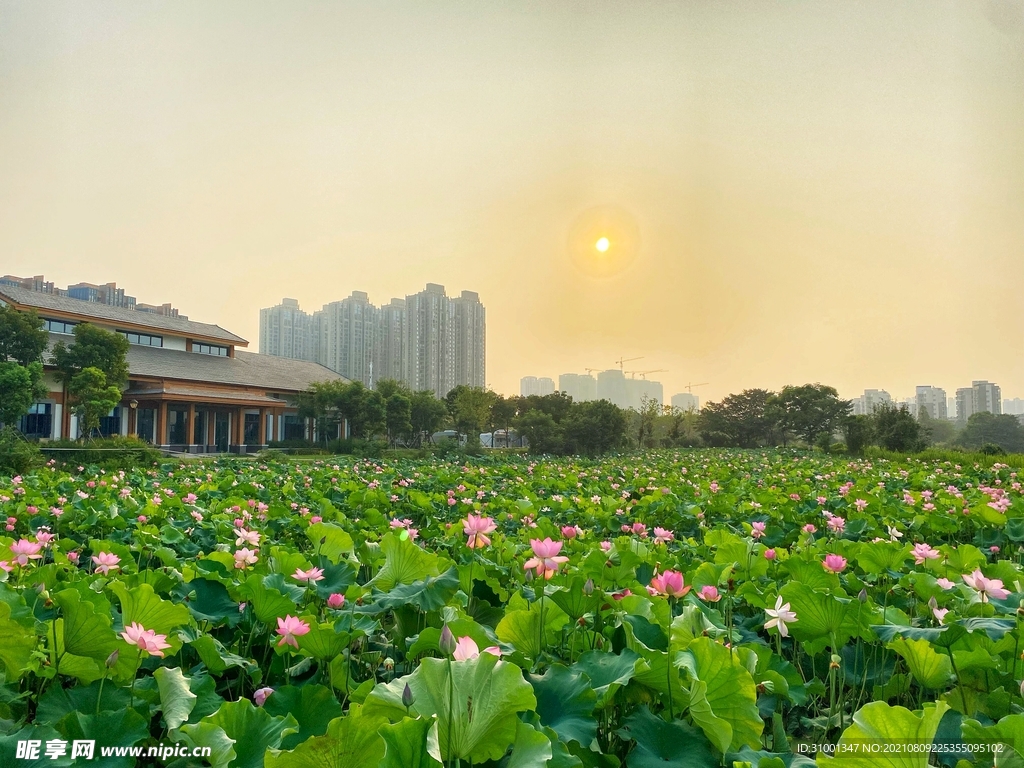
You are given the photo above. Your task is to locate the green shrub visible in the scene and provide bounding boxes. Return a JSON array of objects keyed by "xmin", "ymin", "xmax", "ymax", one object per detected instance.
[
  {"xmin": 0, "ymin": 427, "xmax": 42, "ymax": 476},
  {"xmin": 40, "ymin": 436, "xmax": 162, "ymax": 469}
]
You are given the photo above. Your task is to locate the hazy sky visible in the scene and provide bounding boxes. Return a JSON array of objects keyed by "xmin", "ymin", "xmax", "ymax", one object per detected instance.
[{"xmin": 2, "ymin": 2, "xmax": 1022, "ymax": 401}]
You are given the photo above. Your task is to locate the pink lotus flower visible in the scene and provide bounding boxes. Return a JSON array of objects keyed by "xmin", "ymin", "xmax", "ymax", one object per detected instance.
[
  {"xmin": 750, "ymin": 521, "xmax": 766, "ymax": 539},
  {"xmin": 120, "ymin": 622, "xmax": 171, "ymax": 657},
  {"xmin": 822, "ymin": 554, "xmax": 847, "ymax": 573},
  {"xmin": 911, "ymin": 543, "xmax": 941, "ymax": 565},
  {"xmin": 91, "ymin": 551, "xmax": 120, "ymax": 575},
  {"xmin": 67, "ymin": 551, "xmax": 80, "ymax": 565},
  {"xmin": 523, "ymin": 538, "xmax": 569, "ymax": 580},
  {"xmin": 826, "ymin": 516, "xmax": 846, "ymax": 533},
  {"xmin": 600, "ymin": 541, "xmax": 612, "ymax": 552},
  {"xmin": 462, "ymin": 514, "xmax": 496, "ymax": 548},
  {"xmin": 698, "ymin": 585, "xmax": 721, "ymax": 602},
  {"xmin": 936, "ymin": 577, "xmax": 956, "ymax": 590},
  {"xmin": 0, "ymin": 561, "xmax": 11, "ymax": 573},
  {"xmin": 9, "ymin": 539, "xmax": 43, "ymax": 566},
  {"xmin": 764, "ymin": 548, "xmax": 777, "ymax": 561},
  {"xmin": 276, "ymin": 615, "xmax": 311, "ymax": 648},
  {"xmin": 184, "ymin": 493, "xmax": 198, "ymax": 504},
  {"xmin": 802, "ymin": 524, "xmax": 817, "ymax": 534},
  {"xmin": 631, "ymin": 522, "xmax": 648, "ymax": 537},
  {"xmin": 235, "ymin": 529, "xmax": 261, "ymax": 547},
  {"xmin": 254, "ymin": 687, "xmax": 274, "ymax": 707},
  {"xmin": 327, "ymin": 593, "xmax": 345, "ymax": 609},
  {"xmin": 233, "ymin": 548, "xmax": 258, "ymax": 570},
  {"xmin": 35, "ymin": 532, "xmax": 55, "ymax": 546},
  {"xmin": 648, "ymin": 570, "xmax": 690, "ymax": 598},
  {"xmin": 293, "ymin": 567, "xmax": 325, "ymax": 584},
  {"xmin": 962, "ymin": 569, "xmax": 1010, "ymax": 602},
  {"xmin": 854, "ymin": 499, "xmax": 868, "ymax": 512},
  {"xmin": 653, "ymin": 527, "xmax": 674, "ymax": 544},
  {"xmin": 561, "ymin": 525, "xmax": 582, "ymax": 540},
  {"xmin": 452, "ymin": 636, "xmax": 501, "ymax": 661}
]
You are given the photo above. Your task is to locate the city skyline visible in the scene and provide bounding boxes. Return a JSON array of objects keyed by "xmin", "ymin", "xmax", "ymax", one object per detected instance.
[{"xmin": 2, "ymin": 4, "xmax": 1021, "ymax": 402}]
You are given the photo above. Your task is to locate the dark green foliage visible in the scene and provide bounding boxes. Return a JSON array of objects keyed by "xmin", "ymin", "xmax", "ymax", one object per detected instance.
[
  {"xmin": 871, "ymin": 402, "xmax": 924, "ymax": 452},
  {"xmin": 0, "ymin": 426, "xmax": 42, "ymax": 475},
  {"xmin": 843, "ymin": 415, "xmax": 873, "ymax": 455},
  {"xmin": 957, "ymin": 412, "xmax": 1024, "ymax": 454},
  {"xmin": 51, "ymin": 322, "xmax": 130, "ymax": 390},
  {"xmin": 0, "ymin": 306, "xmax": 48, "ymax": 367},
  {"xmin": 40, "ymin": 436, "xmax": 161, "ymax": 469}
]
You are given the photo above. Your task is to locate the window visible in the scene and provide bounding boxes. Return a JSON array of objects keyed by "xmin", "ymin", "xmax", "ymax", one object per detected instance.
[
  {"xmin": 118, "ymin": 330, "xmax": 163, "ymax": 347},
  {"xmin": 42, "ymin": 318, "xmax": 76, "ymax": 334},
  {"xmin": 193, "ymin": 342, "xmax": 229, "ymax": 356},
  {"xmin": 18, "ymin": 403, "xmax": 52, "ymax": 439}
]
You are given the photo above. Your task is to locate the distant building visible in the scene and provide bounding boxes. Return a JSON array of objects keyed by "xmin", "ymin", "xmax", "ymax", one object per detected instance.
[
  {"xmin": 559, "ymin": 373, "xmax": 597, "ymax": 402},
  {"xmin": 452, "ymin": 290, "xmax": 486, "ymax": 390},
  {"xmin": 1, "ymin": 274, "xmax": 56, "ymax": 294},
  {"xmin": 915, "ymin": 386, "xmax": 947, "ymax": 420},
  {"xmin": 260, "ymin": 298, "xmax": 315, "ymax": 362},
  {"xmin": 374, "ymin": 298, "xmax": 407, "ymax": 384},
  {"xmin": 315, "ymin": 292, "xmax": 377, "ymax": 386},
  {"xmin": 520, "ymin": 376, "xmax": 555, "ymax": 397},
  {"xmin": 597, "ymin": 370, "xmax": 628, "ymax": 409},
  {"xmin": 851, "ymin": 389, "xmax": 892, "ymax": 416},
  {"xmin": 671, "ymin": 392, "xmax": 700, "ymax": 412},
  {"xmin": 958, "ymin": 381, "xmax": 1001, "ymax": 421},
  {"xmin": 137, "ymin": 302, "xmax": 187, "ymax": 320},
  {"xmin": 67, "ymin": 281, "xmax": 136, "ymax": 310},
  {"xmin": 1004, "ymin": 398, "xmax": 1024, "ymax": 416},
  {"xmin": 625, "ymin": 378, "xmax": 663, "ymax": 409}
]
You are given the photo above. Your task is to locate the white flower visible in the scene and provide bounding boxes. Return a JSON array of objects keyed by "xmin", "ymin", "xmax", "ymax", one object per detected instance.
[{"xmin": 765, "ymin": 595, "xmax": 798, "ymax": 638}]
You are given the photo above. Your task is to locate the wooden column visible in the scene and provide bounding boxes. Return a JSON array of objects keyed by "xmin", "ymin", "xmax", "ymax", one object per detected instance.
[
  {"xmin": 234, "ymin": 408, "xmax": 243, "ymax": 447},
  {"xmin": 186, "ymin": 403, "xmax": 196, "ymax": 446},
  {"xmin": 128, "ymin": 407, "xmax": 136, "ymax": 437},
  {"xmin": 207, "ymin": 412, "xmax": 216, "ymax": 448},
  {"xmin": 258, "ymin": 408, "xmax": 267, "ymax": 446},
  {"xmin": 157, "ymin": 402, "xmax": 168, "ymax": 446}
]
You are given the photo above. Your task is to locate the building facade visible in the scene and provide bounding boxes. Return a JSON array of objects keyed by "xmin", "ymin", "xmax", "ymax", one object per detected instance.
[
  {"xmin": 957, "ymin": 381, "xmax": 1001, "ymax": 421},
  {"xmin": 915, "ymin": 386, "xmax": 947, "ymax": 420},
  {"xmin": 314, "ymin": 292, "xmax": 378, "ymax": 386},
  {"xmin": 1, "ymin": 284, "xmax": 344, "ymax": 451},
  {"xmin": 375, "ymin": 298, "xmax": 407, "ymax": 384},
  {"xmin": 259, "ymin": 298, "xmax": 315, "ymax": 363},
  {"xmin": 851, "ymin": 389, "xmax": 892, "ymax": 415},
  {"xmin": 671, "ymin": 392, "xmax": 700, "ymax": 412},
  {"xmin": 558, "ymin": 373, "xmax": 597, "ymax": 402}
]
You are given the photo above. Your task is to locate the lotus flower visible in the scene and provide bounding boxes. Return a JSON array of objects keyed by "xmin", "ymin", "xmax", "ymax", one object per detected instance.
[
  {"xmin": 463, "ymin": 514, "xmax": 497, "ymax": 548},
  {"xmin": 233, "ymin": 548, "xmax": 258, "ymax": 570},
  {"xmin": 254, "ymin": 687, "xmax": 274, "ymax": 706},
  {"xmin": 292, "ymin": 566, "xmax": 325, "ymax": 584},
  {"xmin": 120, "ymin": 622, "xmax": 170, "ymax": 657},
  {"xmin": 327, "ymin": 593, "xmax": 345, "ymax": 609},
  {"xmin": 235, "ymin": 529, "xmax": 261, "ymax": 547},
  {"xmin": 911, "ymin": 543, "xmax": 940, "ymax": 565},
  {"xmin": 698, "ymin": 585, "xmax": 721, "ymax": 602},
  {"xmin": 653, "ymin": 527, "xmax": 674, "ymax": 544},
  {"xmin": 452, "ymin": 636, "xmax": 501, "ymax": 661},
  {"xmin": 765, "ymin": 595, "xmax": 797, "ymax": 637},
  {"xmin": 648, "ymin": 570, "xmax": 690, "ymax": 598},
  {"xmin": 91, "ymin": 551, "xmax": 120, "ymax": 575},
  {"xmin": 523, "ymin": 538, "xmax": 569, "ymax": 580},
  {"xmin": 10, "ymin": 540, "xmax": 43, "ymax": 566},
  {"xmin": 962, "ymin": 569, "xmax": 1010, "ymax": 602},
  {"xmin": 276, "ymin": 615, "xmax": 311, "ymax": 648},
  {"xmin": 822, "ymin": 554, "xmax": 847, "ymax": 573},
  {"xmin": 750, "ymin": 521, "xmax": 766, "ymax": 539}
]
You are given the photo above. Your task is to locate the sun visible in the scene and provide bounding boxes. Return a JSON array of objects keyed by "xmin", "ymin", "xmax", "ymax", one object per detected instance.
[{"xmin": 595, "ymin": 237, "xmax": 609, "ymax": 253}]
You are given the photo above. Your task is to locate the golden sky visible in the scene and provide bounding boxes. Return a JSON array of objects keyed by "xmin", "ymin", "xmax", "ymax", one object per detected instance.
[{"xmin": 1, "ymin": 2, "xmax": 1022, "ymax": 402}]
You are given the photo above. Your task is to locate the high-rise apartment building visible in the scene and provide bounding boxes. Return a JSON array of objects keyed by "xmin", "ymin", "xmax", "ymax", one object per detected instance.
[
  {"xmin": 375, "ymin": 299, "xmax": 407, "ymax": 384},
  {"xmin": 851, "ymin": 389, "xmax": 892, "ymax": 415},
  {"xmin": 452, "ymin": 290, "xmax": 486, "ymax": 390},
  {"xmin": 597, "ymin": 370, "xmax": 629, "ymax": 409},
  {"xmin": 521, "ymin": 376, "xmax": 555, "ymax": 397},
  {"xmin": 314, "ymin": 292, "xmax": 378, "ymax": 386},
  {"xmin": 1004, "ymin": 398, "xmax": 1024, "ymax": 416},
  {"xmin": 671, "ymin": 392, "xmax": 700, "ymax": 412},
  {"xmin": 558, "ymin": 373, "xmax": 597, "ymax": 403},
  {"xmin": 626, "ymin": 378, "xmax": 663, "ymax": 409},
  {"xmin": 957, "ymin": 381, "xmax": 1001, "ymax": 421},
  {"xmin": 259, "ymin": 298, "xmax": 315, "ymax": 362},
  {"xmin": 259, "ymin": 284, "xmax": 484, "ymax": 397},
  {"xmin": 915, "ymin": 386, "xmax": 947, "ymax": 420}
]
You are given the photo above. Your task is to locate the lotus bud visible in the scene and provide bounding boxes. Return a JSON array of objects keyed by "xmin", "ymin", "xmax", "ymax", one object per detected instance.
[
  {"xmin": 829, "ymin": 653, "xmax": 842, "ymax": 670},
  {"xmin": 320, "ymin": 536, "xmax": 327, "ymax": 546},
  {"xmin": 858, "ymin": 588, "xmax": 867, "ymax": 603},
  {"xmin": 439, "ymin": 624, "xmax": 456, "ymax": 656},
  {"xmin": 583, "ymin": 579, "xmax": 594, "ymax": 596},
  {"xmin": 106, "ymin": 649, "xmax": 120, "ymax": 668},
  {"xmin": 524, "ymin": 568, "xmax": 534, "ymax": 583},
  {"xmin": 928, "ymin": 596, "xmax": 938, "ymax": 610},
  {"xmin": 383, "ymin": 657, "xmax": 395, "ymax": 671},
  {"xmin": 403, "ymin": 682, "xmax": 415, "ymax": 708}
]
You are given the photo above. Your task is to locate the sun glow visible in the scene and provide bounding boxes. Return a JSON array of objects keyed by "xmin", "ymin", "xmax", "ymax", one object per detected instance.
[{"xmin": 595, "ymin": 237, "xmax": 609, "ymax": 252}]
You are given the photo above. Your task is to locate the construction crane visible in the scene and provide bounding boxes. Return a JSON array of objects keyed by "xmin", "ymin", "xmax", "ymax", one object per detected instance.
[
  {"xmin": 625, "ymin": 369, "xmax": 668, "ymax": 380},
  {"xmin": 614, "ymin": 356, "xmax": 643, "ymax": 371},
  {"xmin": 682, "ymin": 381, "xmax": 709, "ymax": 394},
  {"xmin": 583, "ymin": 368, "xmax": 602, "ymax": 376}
]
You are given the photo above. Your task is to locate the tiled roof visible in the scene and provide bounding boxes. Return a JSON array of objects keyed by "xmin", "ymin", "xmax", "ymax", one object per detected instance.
[
  {"xmin": 0, "ymin": 284, "xmax": 246, "ymax": 344},
  {"xmin": 124, "ymin": 384, "xmax": 286, "ymax": 405},
  {"xmin": 45, "ymin": 334, "xmax": 345, "ymax": 392}
]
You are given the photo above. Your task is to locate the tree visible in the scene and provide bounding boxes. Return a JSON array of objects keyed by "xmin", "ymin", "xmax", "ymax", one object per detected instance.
[
  {"xmin": 51, "ymin": 323, "xmax": 130, "ymax": 389},
  {"xmin": 918, "ymin": 409, "xmax": 956, "ymax": 446},
  {"xmin": 297, "ymin": 380, "xmax": 348, "ymax": 445},
  {"xmin": 0, "ymin": 361, "xmax": 46, "ymax": 428},
  {"xmin": 514, "ymin": 410, "xmax": 563, "ymax": 454},
  {"xmin": 410, "ymin": 390, "xmax": 447, "ymax": 445},
  {"xmin": 843, "ymin": 415, "xmax": 873, "ymax": 454},
  {"xmin": 957, "ymin": 412, "xmax": 1024, "ymax": 453},
  {"xmin": 384, "ymin": 393, "xmax": 412, "ymax": 445},
  {"xmin": 871, "ymin": 402, "xmax": 923, "ymax": 452},
  {"xmin": 698, "ymin": 389, "xmax": 779, "ymax": 448},
  {"xmin": 0, "ymin": 306, "xmax": 48, "ymax": 367},
  {"xmin": 68, "ymin": 367, "xmax": 122, "ymax": 439},
  {"xmin": 490, "ymin": 395, "xmax": 519, "ymax": 442},
  {"xmin": 776, "ymin": 384, "xmax": 851, "ymax": 446},
  {"xmin": 518, "ymin": 392, "xmax": 574, "ymax": 423},
  {"xmin": 448, "ymin": 387, "xmax": 497, "ymax": 447},
  {"xmin": 562, "ymin": 399, "xmax": 628, "ymax": 456},
  {"xmin": 631, "ymin": 396, "xmax": 661, "ymax": 448}
]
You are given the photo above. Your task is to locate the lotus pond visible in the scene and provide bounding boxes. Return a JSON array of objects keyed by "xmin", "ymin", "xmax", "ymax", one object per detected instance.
[{"xmin": 1, "ymin": 450, "xmax": 1024, "ymax": 767}]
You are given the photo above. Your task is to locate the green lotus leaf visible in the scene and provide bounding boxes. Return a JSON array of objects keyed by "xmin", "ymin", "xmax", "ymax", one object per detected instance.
[
  {"xmin": 154, "ymin": 666, "xmax": 197, "ymax": 731},
  {"xmin": 191, "ymin": 699, "xmax": 299, "ymax": 768},
  {"xmin": 373, "ymin": 532, "xmax": 442, "ymax": 590},
  {"xmin": 572, "ymin": 648, "xmax": 645, "ymax": 708},
  {"xmin": 817, "ymin": 701, "xmax": 949, "ymax": 768},
  {"xmin": 616, "ymin": 705, "xmax": 718, "ymax": 768},
  {"xmin": 262, "ymin": 685, "xmax": 343, "ymax": 750},
  {"xmin": 379, "ymin": 716, "xmax": 442, "ymax": 768},
  {"xmin": 363, "ymin": 654, "xmax": 537, "ymax": 763},
  {"xmin": 306, "ymin": 522, "xmax": 354, "ymax": 562},
  {"xmin": 528, "ymin": 664, "xmax": 598, "ymax": 748},
  {"xmin": 263, "ymin": 710, "xmax": 387, "ymax": 768}
]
